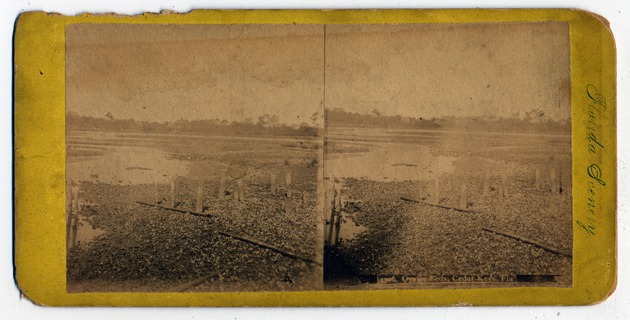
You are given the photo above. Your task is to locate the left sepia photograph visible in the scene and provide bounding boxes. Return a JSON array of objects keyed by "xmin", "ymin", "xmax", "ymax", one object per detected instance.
[{"xmin": 65, "ymin": 24, "xmax": 324, "ymax": 292}]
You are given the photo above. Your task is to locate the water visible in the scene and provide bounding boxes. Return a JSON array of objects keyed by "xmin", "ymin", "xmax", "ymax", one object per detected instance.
[
  {"xmin": 337, "ymin": 212, "xmax": 367, "ymax": 242},
  {"xmin": 67, "ymin": 145, "xmax": 189, "ymax": 185},
  {"xmin": 66, "ymin": 130, "xmax": 318, "ymax": 185},
  {"xmin": 75, "ymin": 216, "xmax": 105, "ymax": 245},
  {"xmin": 325, "ymin": 126, "xmax": 459, "ymax": 181},
  {"xmin": 326, "ymin": 142, "xmax": 456, "ymax": 182},
  {"xmin": 323, "ymin": 126, "xmax": 558, "ymax": 182}
]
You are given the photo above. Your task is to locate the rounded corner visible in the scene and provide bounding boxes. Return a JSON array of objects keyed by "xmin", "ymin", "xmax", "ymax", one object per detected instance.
[
  {"xmin": 586, "ymin": 275, "xmax": 618, "ymax": 306},
  {"xmin": 15, "ymin": 11, "xmax": 47, "ymax": 26},
  {"xmin": 13, "ymin": 274, "xmax": 59, "ymax": 307},
  {"xmin": 572, "ymin": 9, "xmax": 616, "ymax": 47}
]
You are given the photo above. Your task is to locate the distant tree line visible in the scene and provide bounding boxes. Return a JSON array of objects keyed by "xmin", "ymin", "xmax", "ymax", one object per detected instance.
[
  {"xmin": 67, "ymin": 107, "xmax": 570, "ymax": 136},
  {"xmin": 433, "ymin": 115, "xmax": 570, "ymax": 133},
  {"xmin": 432, "ymin": 107, "xmax": 570, "ymax": 133},
  {"xmin": 66, "ymin": 111, "xmax": 320, "ymax": 137},
  {"xmin": 325, "ymin": 108, "xmax": 439, "ymax": 128},
  {"xmin": 326, "ymin": 107, "xmax": 570, "ymax": 133}
]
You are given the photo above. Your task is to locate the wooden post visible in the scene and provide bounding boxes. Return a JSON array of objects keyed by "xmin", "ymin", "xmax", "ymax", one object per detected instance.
[
  {"xmin": 434, "ymin": 178, "xmax": 440, "ymax": 205},
  {"xmin": 71, "ymin": 214, "xmax": 78, "ymax": 248},
  {"xmin": 501, "ymin": 173, "xmax": 508, "ymax": 198},
  {"xmin": 326, "ymin": 183, "xmax": 336, "ymax": 246},
  {"xmin": 326, "ymin": 208, "xmax": 334, "ymax": 246},
  {"xmin": 270, "ymin": 172, "xmax": 277, "ymax": 194},
  {"xmin": 195, "ymin": 180, "xmax": 204, "ymax": 212},
  {"xmin": 66, "ymin": 182, "xmax": 73, "ymax": 249},
  {"xmin": 153, "ymin": 183, "xmax": 159, "ymax": 203},
  {"xmin": 170, "ymin": 178, "xmax": 176, "ymax": 208},
  {"xmin": 334, "ymin": 183, "xmax": 342, "ymax": 208},
  {"xmin": 70, "ymin": 184, "xmax": 80, "ymax": 248},
  {"xmin": 66, "ymin": 212, "xmax": 73, "ymax": 248},
  {"xmin": 334, "ymin": 212, "xmax": 341, "ymax": 246},
  {"xmin": 285, "ymin": 172, "xmax": 292, "ymax": 198},
  {"xmin": 237, "ymin": 178, "xmax": 245, "ymax": 202},
  {"xmin": 549, "ymin": 168, "xmax": 557, "ymax": 194},
  {"xmin": 66, "ymin": 181, "xmax": 72, "ymax": 213},
  {"xmin": 482, "ymin": 169, "xmax": 490, "ymax": 197},
  {"xmin": 71, "ymin": 184, "xmax": 80, "ymax": 212},
  {"xmin": 497, "ymin": 175, "xmax": 503, "ymax": 197},
  {"xmin": 459, "ymin": 183, "xmax": 468, "ymax": 208},
  {"xmin": 66, "ymin": 207, "xmax": 73, "ymax": 249},
  {"xmin": 337, "ymin": 185, "xmax": 343, "ymax": 209},
  {"xmin": 558, "ymin": 161, "xmax": 564, "ymax": 196},
  {"xmin": 219, "ymin": 172, "xmax": 226, "ymax": 198}
]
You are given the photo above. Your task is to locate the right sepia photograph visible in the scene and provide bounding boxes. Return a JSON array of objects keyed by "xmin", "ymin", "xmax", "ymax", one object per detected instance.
[{"xmin": 322, "ymin": 22, "xmax": 572, "ymax": 289}]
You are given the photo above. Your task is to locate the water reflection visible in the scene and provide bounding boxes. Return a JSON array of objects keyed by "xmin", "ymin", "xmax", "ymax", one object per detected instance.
[
  {"xmin": 75, "ymin": 216, "xmax": 105, "ymax": 245},
  {"xmin": 326, "ymin": 143, "xmax": 456, "ymax": 182},
  {"xmin": 67, "ymin": 145, "xmax": 189, "ymax": 185}
]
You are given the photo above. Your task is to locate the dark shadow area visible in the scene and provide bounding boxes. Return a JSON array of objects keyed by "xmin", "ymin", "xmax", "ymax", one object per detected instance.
[{"xmin": 323, "ymin": 245, "xmax": 360, "ymax": 281}]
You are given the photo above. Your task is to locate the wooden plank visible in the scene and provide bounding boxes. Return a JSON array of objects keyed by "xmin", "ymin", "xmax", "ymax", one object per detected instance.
[
  {"xmin": 218, "ymin": 231, "xmax": 321, "ymax": 266},
  {"xmin": 140, "ymin": 201, "xmax": 321, "ymax": 266},
  {"xmin": 136, "ymin": 201, "xmax": 214, "ymax": 218},
  {"xmin": 482, "ymin": 227, "xmax": 572, "ymax": 258},
  {"xmin": 400, "ymin": 196, "xmax": 476, "ymax": 213}
]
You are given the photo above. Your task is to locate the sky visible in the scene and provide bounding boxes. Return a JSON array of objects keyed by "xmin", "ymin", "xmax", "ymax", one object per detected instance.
[
  {"xmin": 326, "ymin": 22, "xmax": 571, "ymax": 121},
  {"xmin": 66, "ymin": 24, "xmax": 325, "ymax": 126},
  {"xmin": 66, "ymin": 22, "xmax": 570, "ymax": 124}
]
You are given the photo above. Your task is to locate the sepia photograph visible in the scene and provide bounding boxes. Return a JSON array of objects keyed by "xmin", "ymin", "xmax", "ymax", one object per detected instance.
[
  {"xmin": 65, "ymin": 24, "xmax": 324, "ymax": 292},
  {"xmin": 64, "ymin": 21, "xmax": 573, "ymax": 293},
  {"xmin": 322, "ymin": 23, "xmax": 573, "ymax": 289}
]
